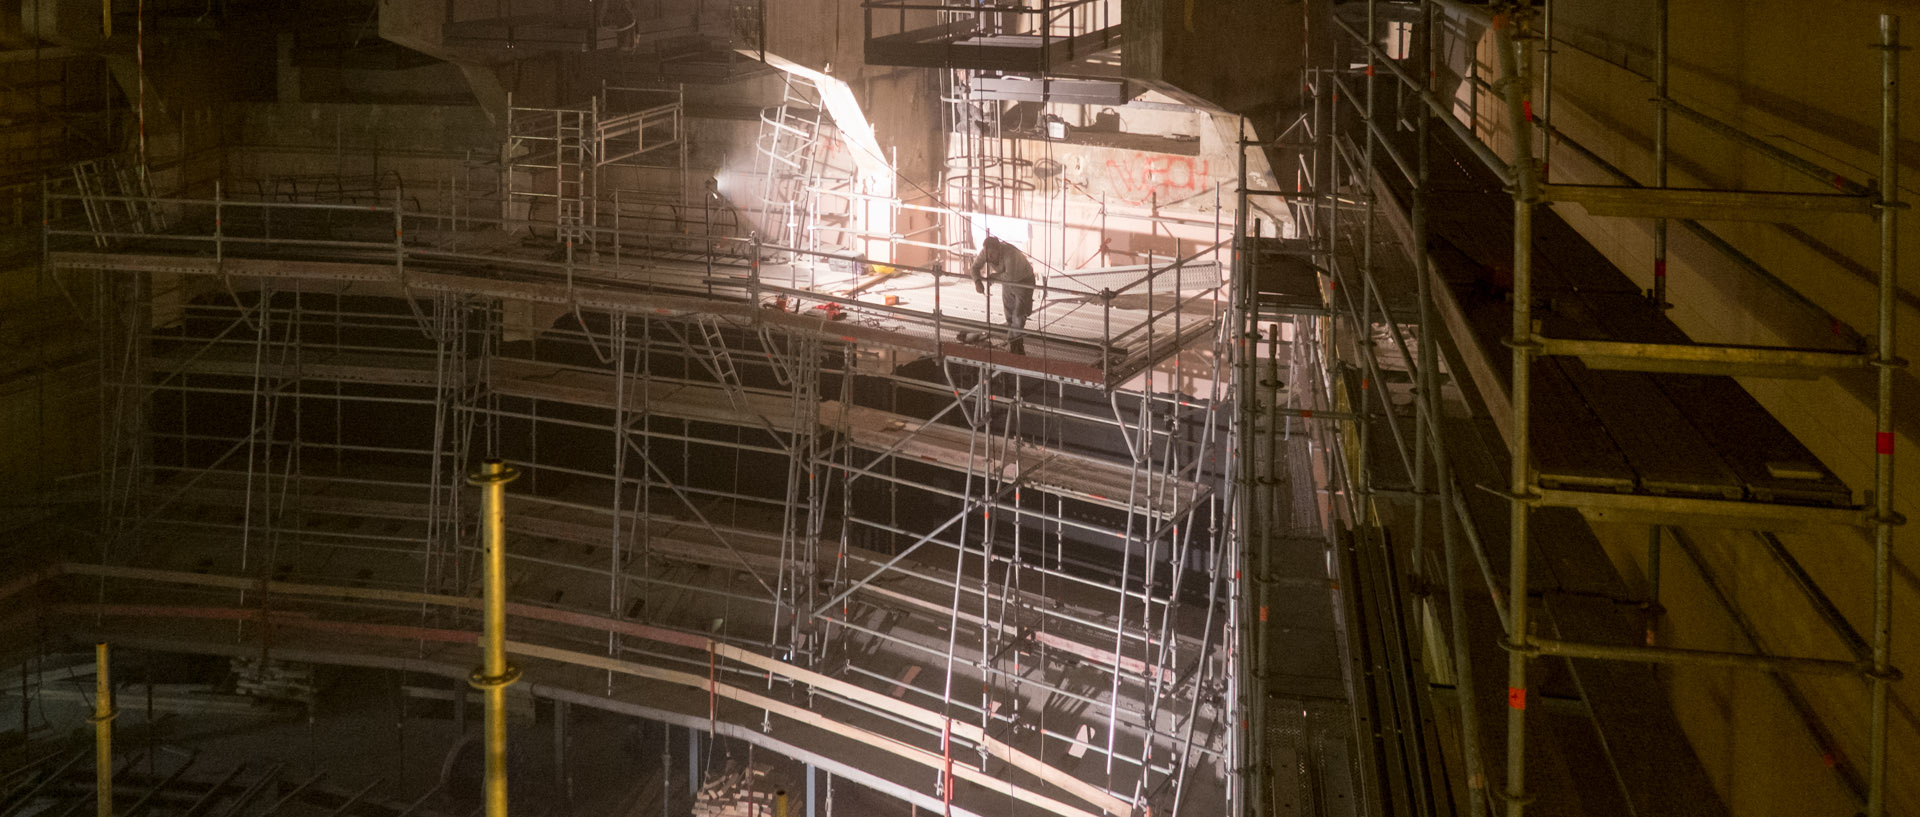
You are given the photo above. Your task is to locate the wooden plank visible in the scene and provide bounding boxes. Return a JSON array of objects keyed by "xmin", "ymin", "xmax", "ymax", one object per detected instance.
[
  {"xmin": 712, "ymin": 642, "xmax": 1132, "ymax": 817},
  {"xmin": 148, "ymin": 348, "xmax": 440, "ymax": 386},
  {"xmin": 509, "ymin": 640, "xmax": 1109, "ymax": 817},
  {"xmin": 490, "ymin": 358, "xmax": 802, "ymax": 433},
  {"xmin": 822, "ymin": 400, "xmax": 1204, "ymax": 518},
  {"xmin": 46, "ymin": 563, "xmax": 1128, "ymax": 817},
  {"xmin": 1645, "ymin": 371, "xmax": 1852, "ymax": 507},
  {"xmin": 1530, "ymin": 359, "xmax": 1636, "ymax": 493},
  {"xmin": 1555, "ymin": 359, "xmax": 1745, "ymax": 499}
]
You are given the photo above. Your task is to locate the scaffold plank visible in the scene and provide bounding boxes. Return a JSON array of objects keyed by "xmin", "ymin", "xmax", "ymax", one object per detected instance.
[
  {"xmin": 1536, "ymin": 337, "xmax": 1870, "ymax": 379},
  {"xmin": 1542, "ymin": 184, "xmax": 1875, "ymax": 221},
  {"xmin": 820, "ymin": 399, "xmax": 1206, "ymax": 518}
]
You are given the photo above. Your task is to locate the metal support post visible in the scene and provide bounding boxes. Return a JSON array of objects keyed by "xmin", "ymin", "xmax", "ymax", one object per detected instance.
[
  {"xmin": 1866, "ymin": 14, "xmax": 1901, "ymax": 817},
  {"xmin": 553, "ymin": 699, "xmax": 569, "ymax": 803},
  {"xmin": 1652, "ymin": 0, "xmax": 1670, "ymax": 308},
  {"xmin": 750, "ymin": 234, "xmax": 763, "ymax": 307},
  {"xmin": 1407, "ymin": 0, "xmax": 1431, "ymax": 586},
  {"xmin": 1230, "ymin": 115, "xmax": 1260, "ymax": 817},
  {"xmin": 468, "ymin": 459, "xmax": 521, "ymax": 817},
  {"xmin": 1494, "ymin": 8, "xmax": 1541, "ymax": 817},
  {"xmin": 688, "ymin": 728, "xmax": 700, "ymax": 798},
  {"xmin": 1646, "ymin": 526, "xmax": 1663, "ymax": 645},
  {"xmin": 93, "ymin": 642, "xmax": 113, "ymax": 817},
  {"xmin": 1417, "ymin": 1, "xmax": 1488, "ymax": 812}
]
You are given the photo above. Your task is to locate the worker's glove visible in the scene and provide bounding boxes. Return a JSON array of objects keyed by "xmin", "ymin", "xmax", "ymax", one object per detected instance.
[{"xmin": 974, "ymin": 281, "xmax": 986, "ymax": 294}]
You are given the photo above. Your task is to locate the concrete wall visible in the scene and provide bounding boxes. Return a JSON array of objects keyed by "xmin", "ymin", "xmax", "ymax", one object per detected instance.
[
  {"xmin": 0, "ymin": 256, "xmax": 99, "ymax": 527},
  {"xmin": 1465, "ymin": 3, "xmax": 1917, "ymax": 815}
]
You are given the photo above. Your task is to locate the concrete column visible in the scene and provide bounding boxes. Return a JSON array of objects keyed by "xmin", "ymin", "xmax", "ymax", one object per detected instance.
[
  {"xmin": 552, "ymin": 699, "xmax": 569, "ymax": 802},
  {"xmin": 687, "ymin": 728, "xmax": 701, "ymax": 799}
]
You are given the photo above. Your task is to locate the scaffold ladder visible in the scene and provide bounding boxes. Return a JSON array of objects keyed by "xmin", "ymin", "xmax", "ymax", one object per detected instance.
[{"xmin": 756, "ymin": 76, "xmax": 829, "ymax": 251}]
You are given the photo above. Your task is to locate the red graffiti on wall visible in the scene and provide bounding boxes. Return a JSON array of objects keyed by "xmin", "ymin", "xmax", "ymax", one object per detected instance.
[{"xmin": 1104, "ymin": 153, "xmax": 1213, "ymax": 205}]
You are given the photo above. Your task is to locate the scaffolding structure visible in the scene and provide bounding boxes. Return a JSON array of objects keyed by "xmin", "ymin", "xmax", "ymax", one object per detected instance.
[
  {"xmin": 1256, "ymin": 2, "xmax": 1905, "ymax": 817},
  {"xmin": 862, "ymin": 0, "xmax": 1120, "ymax": 74},
  {"xmin": 506, "ymin": 86, "xmax": 686, "ymax": 252},
  {"xmin": 36, "ymin": 105, "xmax": 1246, "ymax": 817}
]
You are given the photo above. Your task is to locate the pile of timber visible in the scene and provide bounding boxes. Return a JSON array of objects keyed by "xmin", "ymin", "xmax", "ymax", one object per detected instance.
[
  {"xmin": 229, "ymin": 657, "xmax": 316, "ymax": 706},
  {"xmin": 692, "ymin": 761, "xmax": 774, "ymax": 817}
]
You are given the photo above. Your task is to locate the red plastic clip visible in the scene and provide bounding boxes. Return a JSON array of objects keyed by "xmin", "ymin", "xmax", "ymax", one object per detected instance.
[
  {"xmin": 1507, "ymin": 687, "xmax": 1527, "ymax": 710},
  {"xmin": 1653, "ymin": 259, "xmax": 1668, "ymax": 279},
  {"xmin": 1877, "ymin": 432, "xmax": 1895, "ymax": 456}
]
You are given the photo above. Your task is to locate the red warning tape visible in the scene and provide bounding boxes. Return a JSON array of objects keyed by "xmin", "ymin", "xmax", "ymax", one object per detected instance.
[
  {"xmin": 1654, "ymin": 260, "xmax": 1668, "ymax": 279},
  {"xmin": 1301, "ymin": 409, "xmax": 1315, "ymax": 419},
  {"xmin": 1508, "ymin": 687, "xmax": 1527, "ymax": 710},
  {"xmin": 1831, "ymin": 175, "xmax": 1851, "ymax": 191},
  {"xmin": 1878, "ymin": 432, "xmax": 1895, "ymax": 456},
  {"xmin": 1523, "ymin": 100, "xmax": 1535, "ymax": 122}
]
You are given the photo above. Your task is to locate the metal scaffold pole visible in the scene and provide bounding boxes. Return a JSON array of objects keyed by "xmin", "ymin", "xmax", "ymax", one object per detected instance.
[
  {"xmin": 93, "ymin": 642, "xmax": 113, "ymax": 817},
  {"xmin": 1494, "ymin": 6, "xmax": 1540, "ymax": 817},
  {"xmin": 1867, "ymin": 15, "xmax": 1900, "ymax": 817},
  {"xmin": 1230, "ymin": 114, "xmax": 1258, "ymax": 817},
  {"xmin": 469, "ymin": 459, "xmax": 521, "ymax": 817},
  {"xmin": 1651, "ymin": 0, "xmax": 1670, "ymax": 310}
]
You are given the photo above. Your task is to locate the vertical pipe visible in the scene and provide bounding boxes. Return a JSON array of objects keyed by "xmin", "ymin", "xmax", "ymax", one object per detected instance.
[
  {"xmin": 1407, "ymin": 0, "xmax": 1431, "ymax": 588},
  {"xmin": 750, "ymin": 234, "xmax": 763, "ymax": 306},
  {"xmin": 93, "ymin": 643, "xmax": 112, "ymax": 817},
  {"xmin": 1468, "ymin": 58, "xmax": 1479, "ymax": 137},
  {"xmin": 1541, "ymin": 0, "xmax": 1554, "ymax": 181},
  {"xmin": 1360, "ymin": 0, "xmax": 1378, "ymax": 522},
  {"xmin": 1417, "ymin": 1, "xmax": 1488, "ymax": 813},
  {"xmin": 1652, "ymin": 0, "xmax": 1670, "ymax": 308},
  {"xmin": 553, "ymin": 699, "xmax": 568, "ymax": 802},
  {"xmin": 776, "ymin": 789, "xmax": 789, "ymax": 817},
  {"xmin": 1232, "ymin": 115, "xmax": 1260, "ymax": 817},
  {"xmin": 1645, "ymin": 526, "xmax": 1663, "ymax": 645},
  {"xmin": 1493, "ymin": 9, "xmax": 1540, "ymax": 817},
  {"xmin": 468, "ymin": 459, "xmax": 521, "ymax": 817},
  {"xmin": 1866, "ymin": 14, "xmax": 1899, "ymax": 817},
  {"xmin": 687, "ymin": 728, "xmax": 700, "ymax": 799}
]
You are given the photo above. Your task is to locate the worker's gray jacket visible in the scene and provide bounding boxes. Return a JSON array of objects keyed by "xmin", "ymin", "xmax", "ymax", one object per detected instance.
[{"xmin": 969, "ymin": 243, "xmax": 1036, "ymax": 286}]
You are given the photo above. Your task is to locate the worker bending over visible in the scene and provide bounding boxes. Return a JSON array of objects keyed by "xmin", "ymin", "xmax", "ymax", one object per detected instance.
[{"xmin": 968, "ymin": 235, "xmax": 1036, "ymax": 354}]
